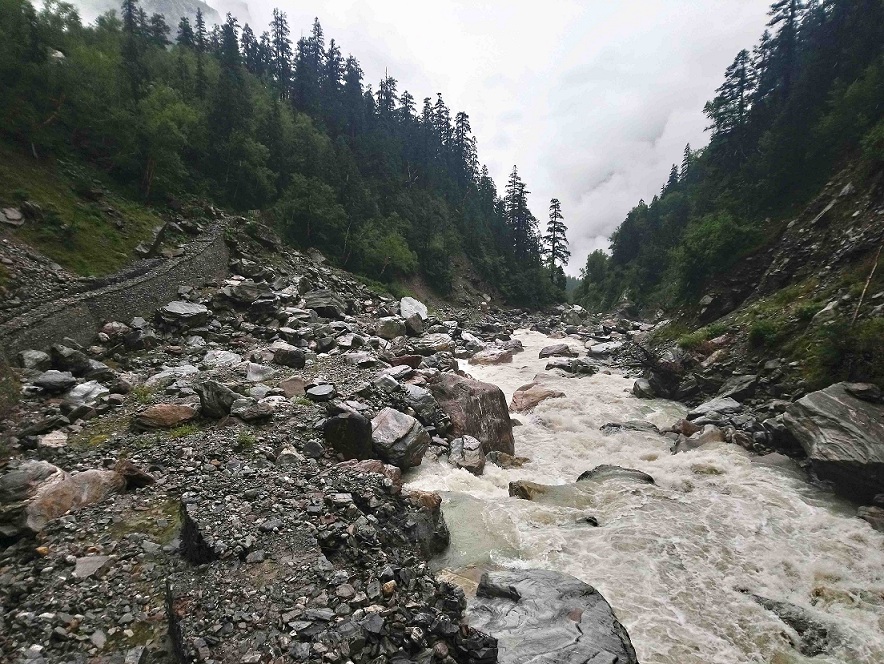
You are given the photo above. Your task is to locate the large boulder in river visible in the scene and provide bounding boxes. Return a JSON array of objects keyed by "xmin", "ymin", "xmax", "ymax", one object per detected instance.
[
  {"xmin": 467, "ymin": 570, "xmax": 638, "ymax": 664},
  {"xmin": 783, "ymin": 382, "xmax": 884, "ymax": 502},
  {"xmin": 448, "ymin": 436, "xmax": 485, "ymax": 476},
  {"xmin": 428, "ymin": 373, "xmax": 515, "ymax": 455},
  {"xmin": 577, "ymin": 464, "xmax": 654, "ymax": 485},
  {"xmin": 510, "ymin": 382, "xmax": 565, "ymax": 412},
  {"xmin": 371, "ymin": 408, "xmax": 431, "ymax": 469},
  {"xmin": 539, "ymin": 343, "xmax": 577, "ymax": 359}
]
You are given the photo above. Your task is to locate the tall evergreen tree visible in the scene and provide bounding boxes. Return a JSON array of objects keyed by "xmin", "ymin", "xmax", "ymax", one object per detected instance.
[
  {"xmin": 269, "ymin": 8, "xmax": 292, "ymax": 96},
  {"xmin": 543, "ymin": 198, "xmax": 570, "ymax": 275},
  {"xmin": 176, "ymin": 16, "xmax": 194, "ymax": 48}
]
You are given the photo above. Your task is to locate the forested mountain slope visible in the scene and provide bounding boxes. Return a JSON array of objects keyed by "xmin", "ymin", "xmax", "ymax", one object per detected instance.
[
  {"xmin": 575, "ymin": 0, "xmax": 884, "ymax": 313},
  {"xmin": 0, "ymin": 0, "xmax": 561, "ymax": 305},
  {"xmin": 574, "ymin": 0, "xmax": 884, "ymax": 389}
]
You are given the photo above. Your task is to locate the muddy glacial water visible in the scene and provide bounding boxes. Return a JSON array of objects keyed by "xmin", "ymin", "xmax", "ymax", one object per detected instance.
[{"xmin": 405, "ymin": 330, "xmax": 884, "ymax": 664}]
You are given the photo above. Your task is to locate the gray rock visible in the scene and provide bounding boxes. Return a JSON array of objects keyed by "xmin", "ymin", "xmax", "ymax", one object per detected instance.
[
  {"xmin": 194, "ymin": 380, "xmax": 238, "ymax": 418},
  {"xmin": 306, "ymin": 384, "xmax": 337, "ymax": 402},
  {"xmin": 599, "ymin": 421, "xmax": 660, "ymax": 435},
  {"xmin": 18, "ymin": 350, "xmax": 51, "ymax": 370},
  {"xmin": 272, "ymin": 343, "xmax": 306, "ymax": 369},
  {"xmin": 448, "ymin": 436, "xmax": 485, "ymax": 475},
  {"xmin": 371, "ymin": 407, "xmax": 431, "ymax": 469},
  {"xmin": 717, "ymin": 374, "xmax": 758, "ymax": 401},
  {"xmin": 50, "ymin": 344, "xmax": 92, "ymax": 375},
  {"xmin": 33, "ymin": 370, "xmax": 76, "ymax": 394},
  {"xmin": 64, "ymin": 381, "xmax": 109, "ymax": 406},
  {"xmin": 411, "ymin": 333, "xmax": 454, "ymax": 355},
  {"xmin": 403, "ymin": 384, "xmax": 439, "ymax": 424},
  {"xmin": 577, "ymin": 464, "xmax": 655, "ymax": 484},
  {"xmin": 632, "ymin": 378, "xmax": 656, "ymax": 399},
  {"xmin": 688, "ymin": 396, "xmax": 743, "ymax": 419},
  {"xmin": 73, "ymin": 555, "xmax": 112, "ymax": 579},
  {"xmin": 323, "ymin": 413, "xmax": 373, "ymax": 460},
  {"xmin": 159, "ymin": 301, "xmax": 210, "ymax": 327},
  {"xmin": 304, "ymin": 289, "xmax": 346, "ymax": 319},
  {"xmin": 376, "ymin": 316, "xmax": 406, "ymax": 340},
  {"xmin": 404, "ymin": 312, "xmax": 423, "ymax": 336},
  {"xmin": 538, "ymin": 343, "xmax": 577, "ymax": 359},
  {"xmin": 400, "ymin": 296, "xmax": 428, "ymax": 320},
  {"xmin": 468, "ymin": 570, "xmax": 638, "ymax": 664},
  {"xmin": 783, "ymin": 382, "xmax": 884, "ymax": 502},
  {"xmin": 230, "ymin": 398, "xmax": 274, "ymax": 422},
  {"xmin": 202, "ymin": 349, "xmax": 242, "ymax": 367}
]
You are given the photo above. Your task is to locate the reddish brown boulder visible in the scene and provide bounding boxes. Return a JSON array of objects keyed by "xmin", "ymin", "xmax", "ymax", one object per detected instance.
[
  {"xmin": 510, "ymin": 382, "xmax": 565, "ymax": 413},
  {"xmin": 133, "ymin": 404, "xmax": 198, "ymax": 430},
  {"xmin": 428, "ymin": 373, "xmax": 514, "ymax": 455}
]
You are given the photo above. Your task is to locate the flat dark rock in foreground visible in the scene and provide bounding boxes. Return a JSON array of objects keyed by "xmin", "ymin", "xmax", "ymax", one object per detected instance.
[{"xmin": 467, "ymin": 569, "xmax": 639, "ymax": 664}]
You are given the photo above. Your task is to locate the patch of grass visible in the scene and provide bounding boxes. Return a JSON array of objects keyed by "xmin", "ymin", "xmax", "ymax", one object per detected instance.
[
  {"xmin": 748, "ymin": 319, "xmax": 782, "ymax": 348},
  {"xmin": 803, "ymin": 319, "xmax": 884, "ymax": 389},
  {"xmin": 0, "ymin": 352, "xmax": 19, "ymax": 423},
  {"xmin": 292, "ymin": 396, "xmax": 313, "ymax": 407},
  {"xmin": 132, "ymin": 385, "xmax": 154, "ymax": 404},
  {"xmin": 649, "ymin": 321, "xmax": 691, "ymax": 345},
  {"xmin": 0, "ymin": 145, "xmax": 165, "ymax": 276},
  {"xmin": 353, "ymin": 274, "xmax": 396, "ymax": 299},
  {"xmin": 676, "ymin": 322, "xmax": 730, "ymax": 349},
  {"xmin": 69, "ymin": 412, "xmax": 128, "ymax": 448},
  {"xmin": 167, "ymin": 423, "xmax": 200, "ymax": 439},
  {"xmin": 235, "ymin": 431, "xmax": 257, "ymax": 449}
]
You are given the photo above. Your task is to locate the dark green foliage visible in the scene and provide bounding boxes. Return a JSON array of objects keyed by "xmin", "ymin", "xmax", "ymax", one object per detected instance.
[
  {"xmin": 805, "ymin": 319, "xmax": 884, "ymax": 389},
  {"xmin": 580, "ymin": 0, "xmax": 884, "ymax": 311},
  {"xmin": 0, "ymin": 0, "xmax": 558, "ymax": 305}
]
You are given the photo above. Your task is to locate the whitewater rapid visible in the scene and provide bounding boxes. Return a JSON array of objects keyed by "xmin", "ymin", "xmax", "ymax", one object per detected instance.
[{"xmin": 406, "ymin": 330, "xmax": 884, "ymax": 664}]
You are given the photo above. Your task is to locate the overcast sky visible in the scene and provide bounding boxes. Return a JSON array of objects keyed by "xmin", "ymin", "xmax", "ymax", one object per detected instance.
[{"xmin": 234, "ymin": 1, "xmax": 772, "ymax": 274}]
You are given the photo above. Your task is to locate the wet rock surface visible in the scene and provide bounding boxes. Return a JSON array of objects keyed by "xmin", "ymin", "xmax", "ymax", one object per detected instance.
[
  {"xmin": 783, "ymin": 382, "xmax": 884, "ymax": 502},
  {"xmin": 467, "ymin": 570, "xmax": 638, "ymax": 664}
]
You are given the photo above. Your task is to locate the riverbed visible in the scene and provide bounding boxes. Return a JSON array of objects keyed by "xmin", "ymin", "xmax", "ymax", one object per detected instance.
[{"xmin": 406, "ymin": 330, "xmax": 884, "ymax": 664}]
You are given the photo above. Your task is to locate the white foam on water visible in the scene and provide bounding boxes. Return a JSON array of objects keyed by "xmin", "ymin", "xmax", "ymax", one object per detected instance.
[{"xmin": 406, "ymin": 330, "xmax": 884, "ymax": 664}]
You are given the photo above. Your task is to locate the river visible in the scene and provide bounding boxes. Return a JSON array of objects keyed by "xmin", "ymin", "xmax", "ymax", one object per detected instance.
[{"xmin": 406, "ymin": 330, "xmax": 884, "ymax": 664}]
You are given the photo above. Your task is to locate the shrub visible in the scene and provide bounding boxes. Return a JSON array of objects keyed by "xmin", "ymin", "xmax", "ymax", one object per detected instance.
[
  {"xmin": 805, "ymin": 319, "xmax": 884, "ymax": 389},
  {"xmin": 748, "ymin": 320, "xmax": 780, "ymax": 348}
]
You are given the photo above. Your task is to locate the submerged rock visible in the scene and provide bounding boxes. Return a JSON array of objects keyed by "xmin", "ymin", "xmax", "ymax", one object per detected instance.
[
  {"xmin": 577, "ymin": 464, "xmax": 655, "ymax": 484},
  {"xmin": 467, "ymin": 569, "xmax": 638, "ymax": 664},
  {"xmin": 783, "ymin": 382, "xmax": 884, "ymax": 502}
]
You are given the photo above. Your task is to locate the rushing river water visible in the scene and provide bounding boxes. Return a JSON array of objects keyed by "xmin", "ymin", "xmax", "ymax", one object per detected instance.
[{"xmin": 406, "ymin": 330, "xmax": 884, "ymax": 664}]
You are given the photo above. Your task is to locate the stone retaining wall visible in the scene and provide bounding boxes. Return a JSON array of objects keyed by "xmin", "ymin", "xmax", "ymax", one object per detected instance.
[{"xmin": 0, "ymin": 226, "xmax": 229, "ymax": 358}]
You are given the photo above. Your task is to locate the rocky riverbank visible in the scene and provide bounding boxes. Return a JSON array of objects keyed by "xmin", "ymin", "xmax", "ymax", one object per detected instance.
[{"xmin": 0, "ymin": 221, "xmax": 637, "ymax": 663}]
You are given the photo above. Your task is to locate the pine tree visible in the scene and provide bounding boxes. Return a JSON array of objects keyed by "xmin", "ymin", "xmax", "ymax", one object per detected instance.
[
  {"xmin": 704, "ymin": 49, "xmax": 756, "ymax": 139},
  {"xmin": 147, "ymin": 13, "xmax": 169, "ymax": 47},
  {"xmin": 767, "ymin": 0, "xmax": 805, "ymax": 98},
  {"xmin": 194, "ymin": 7, "xmax": 207, "ymax": 98},
  {"xmin": 680, "ymin": 143, "xmax": 694, "ymax": 180},
  {"xmin": 176, "ymin": 16, "xmax": 194, "ymax": 48},
  {"xmin": 241, "ymin": 24, "xmax": 261, "ymax": 75},
  {"xmin": 505, "ymin": 166, "xmax": 538, "ymax": 261},
  {"xmin": 270, "ymin": 8, "xmax": 292, "ymax": 96},
  {"xmin": 543, "ymin": 198, "xmax": 570, "ymax": 275},
  {"xmin": 453, "ymin": 111, "xmax": 476, "ymax": 186},
  {"xmin": 120, "ymin": 0, "xmax": 145, "ymax": 98},
  {"xmin": 376, "ymin": 73, "xmax": 398, "ymax": 117}
]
